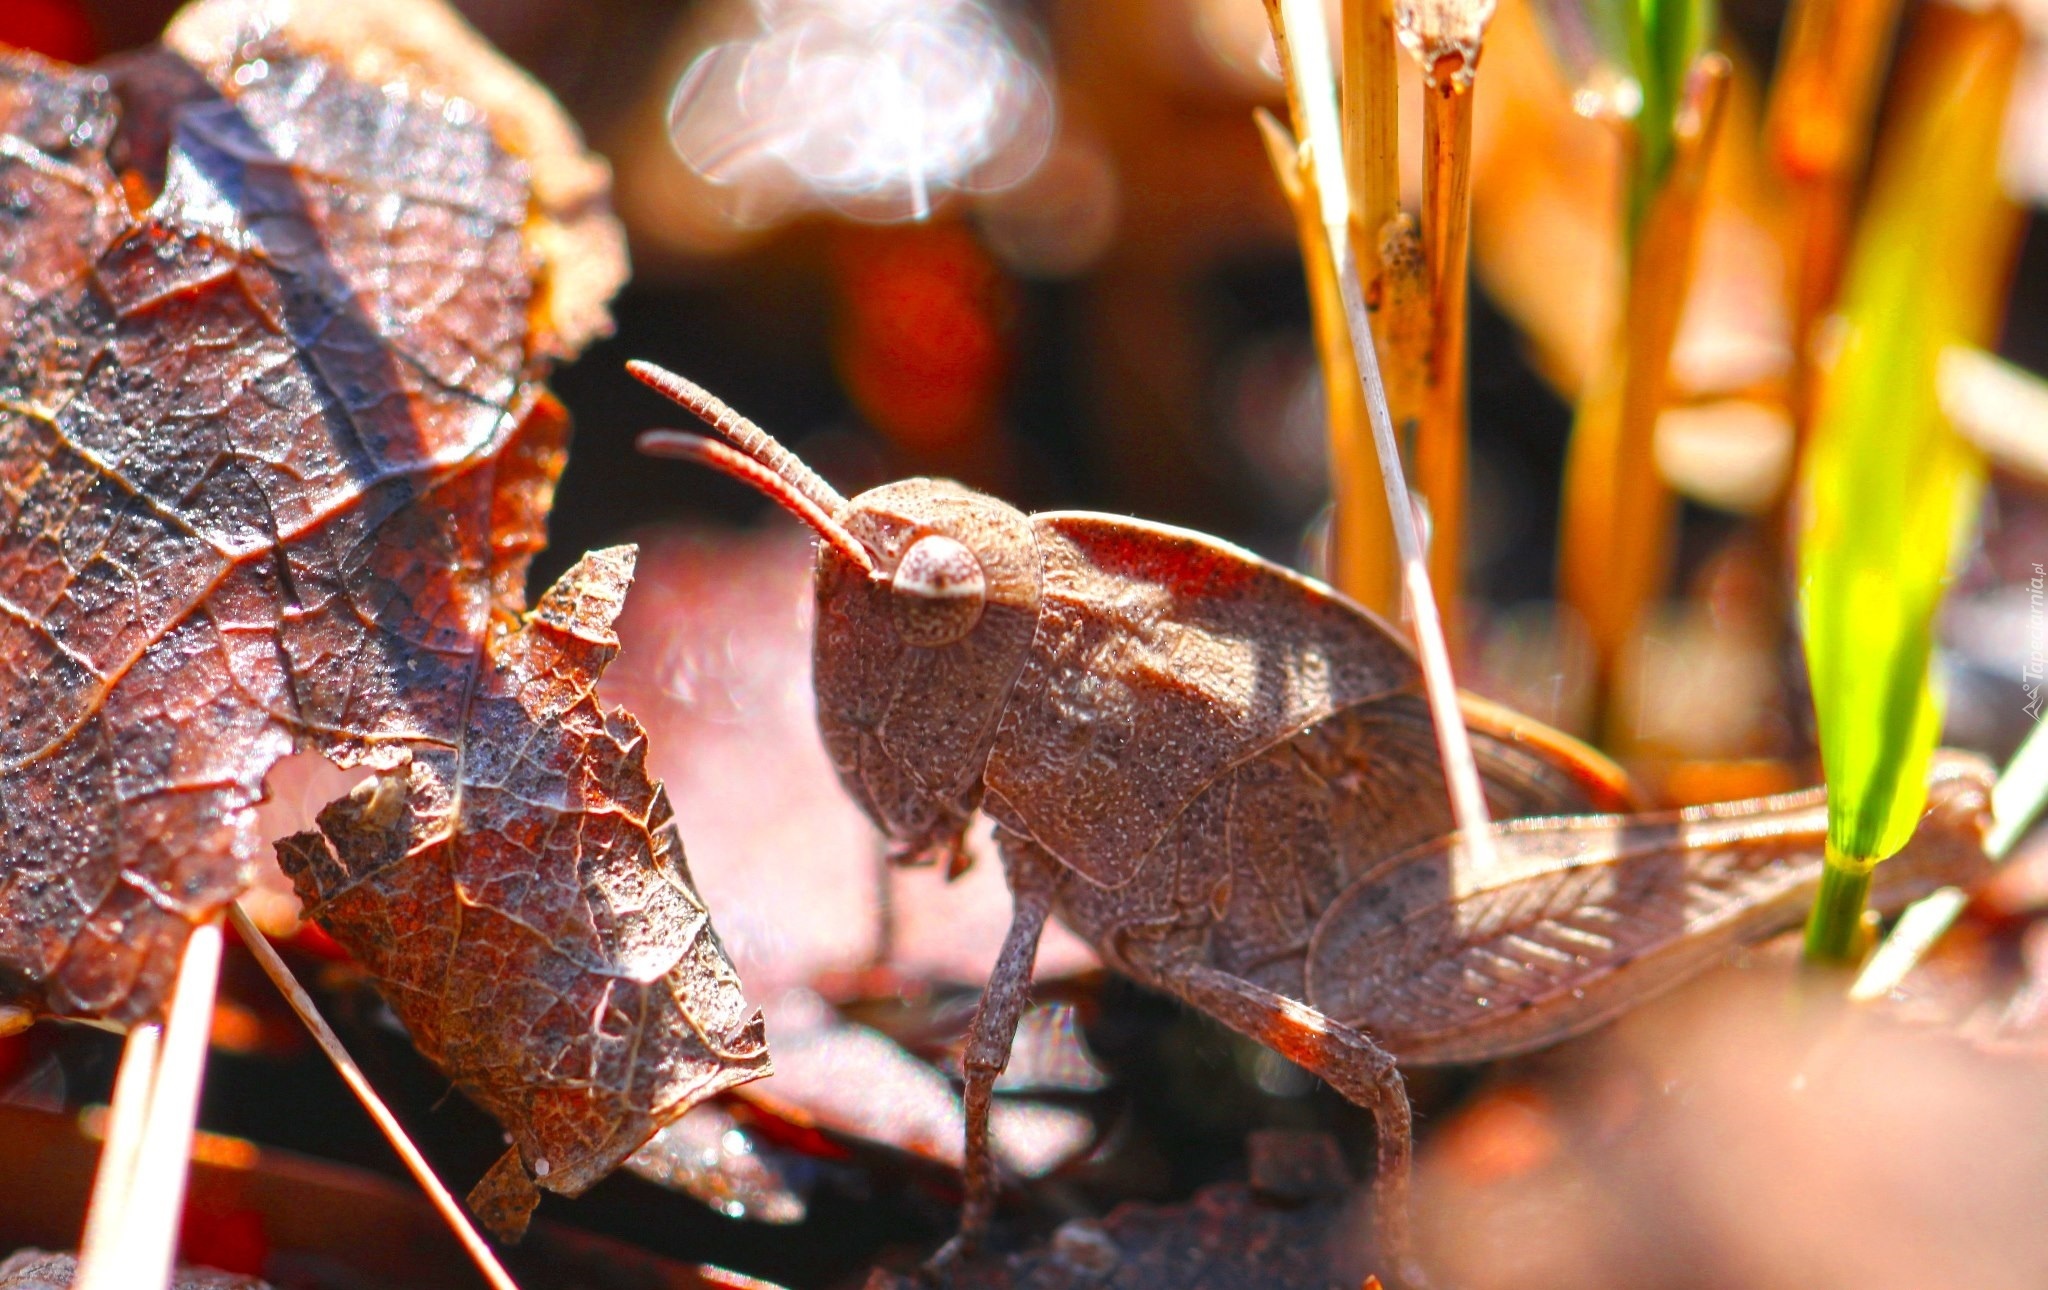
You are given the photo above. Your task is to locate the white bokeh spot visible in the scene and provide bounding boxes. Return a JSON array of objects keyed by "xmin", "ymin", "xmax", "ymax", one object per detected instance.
[{"xmin": 669, "ymin": 0, "xmax": 1055, "ymax": 224}]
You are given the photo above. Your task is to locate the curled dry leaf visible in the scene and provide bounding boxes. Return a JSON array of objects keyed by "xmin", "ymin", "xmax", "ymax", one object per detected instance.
[
  {"xmin": 627, "ymin": 1100, "xmax": 810, "ymax": 1225},
  {"xmin": 159, "ymin": 0, "xmax": 627, "ymax": 359},
  {"xmin": 280, "ymin": 547, "xmax": 768, "ymax": 1239},
  {"xmin": 0, "ymin": 1251, "xmax": 269, "ymax": 1290},
  {"xmin": 0, "ymin": 0, "xmax": 765, "ymax": 1232},
  {"xmin": 868, "ymin": 1130, "xmax": 1368, "ymax": 1290},
  {"xmin": 0, "ymin": 2, "xmax": 582, "ymax": 1020},
  {"xmin": 0, "ymin": 31, "xmax": 560, "ymax": 1021}
]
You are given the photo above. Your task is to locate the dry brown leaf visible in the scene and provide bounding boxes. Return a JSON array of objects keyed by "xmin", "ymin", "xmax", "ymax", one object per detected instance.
[
  {"xmin": 0, "ymin": 1251, "xmax": 268, "ymax": 1290},
  {"xmin": 626, "ymin": 1100, "xmax": 809, "ymax": 1224},
  {"xmin": 0, "ymin": 29, "xmax": 562, "ymax": 1019},
  {"xmin": 159, "ymin": 0, "xmax": 628, "ymax": 359},
  {"xmin": 0, "ymin": 0, "xmax": 767, "ymax": 1232},
  {"xmin": 0, "ymin": 0, "xmax": 613, "ymax": 1006},
  {"xmin": 279, "ymin": 547, "xmax": 769, "ymax": 1239}
]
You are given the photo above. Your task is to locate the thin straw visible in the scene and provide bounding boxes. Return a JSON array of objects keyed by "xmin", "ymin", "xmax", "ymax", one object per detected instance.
[
  {"xmin": 1273, "ymin": 0, "xmax": 1500, "ymax": 870},
  {"xmin": 75, "ymin": 1020, "xmax": 161, "ymax": 1275},
  {"xmin": 1852, "ymin": 717, "xmax": 2048, "ymax": 1000},
  {"xmin": 76, "ymin": 919, "xmax": 223, "ymax": 1290},
  {"xmin": 227, "ymin": 904, "xmax": 523, "ymax": 1290}
]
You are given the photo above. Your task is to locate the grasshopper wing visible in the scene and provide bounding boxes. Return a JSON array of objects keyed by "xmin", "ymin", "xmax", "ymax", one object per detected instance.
[
  {"xmin": 1303, "ymin": 755, "xmax": 1994, "ymax": 1065},
  {"xmin": 983, "ymin": 514, "xmax": 1634, "ymax": 888},
  {"xmin": 983, "ymin": 514, "xmax": 1422, "ymax": 888}
]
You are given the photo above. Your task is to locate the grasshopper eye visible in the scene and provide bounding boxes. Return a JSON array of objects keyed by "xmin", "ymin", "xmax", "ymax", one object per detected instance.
[{"xmin": 890, "ymin": 534, "xmax": 987, "ymax": 646}]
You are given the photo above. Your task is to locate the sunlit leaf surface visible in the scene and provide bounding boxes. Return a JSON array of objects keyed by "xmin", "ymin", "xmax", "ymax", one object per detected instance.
[{"xmin": 0, "ymin": 0, "xmax": 768, "ymax": 1231}]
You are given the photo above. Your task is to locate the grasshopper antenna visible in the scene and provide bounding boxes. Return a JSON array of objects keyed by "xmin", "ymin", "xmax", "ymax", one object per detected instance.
[
  {"xmin": 630, "ymin": 361, "xmax": 879, "ymax": 577},
  {"xmin": 637, "ymin": 431, "xmax": 878, "ymax": 575},
  {"xmin": 629, "ymin": 360, "xmax": 849, "ymax": 512}
]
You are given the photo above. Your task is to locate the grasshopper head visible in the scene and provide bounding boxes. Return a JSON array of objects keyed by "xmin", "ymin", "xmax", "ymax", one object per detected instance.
[{"xmin": 632, "ymin": 362, "xmax": 1039, "ymax": 874}]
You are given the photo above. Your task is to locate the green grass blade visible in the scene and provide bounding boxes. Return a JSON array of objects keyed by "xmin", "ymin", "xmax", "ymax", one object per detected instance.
[
  {"xmin": 1625, "ymin": 0, "xmax": 1714, "ymax": 239},
  {"xmin": 1527, "ymin": 0, "xmax": 1713, "ymax": 243},
  {"xmin": 1798, "ymin": 7, "xmax": 2022, "ymax": 961}
]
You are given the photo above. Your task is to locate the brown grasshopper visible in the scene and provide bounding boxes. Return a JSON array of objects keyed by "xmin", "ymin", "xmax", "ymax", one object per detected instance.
[{"xmin": 628, "ymin": 359, "xmax": 1995, "ymax": 1286}]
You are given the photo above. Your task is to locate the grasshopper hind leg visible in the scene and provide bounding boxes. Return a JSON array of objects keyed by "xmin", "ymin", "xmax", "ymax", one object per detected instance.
[{"xmin": 1154, "ymin": 959, "xmax": 1429, "ymax": 1290}]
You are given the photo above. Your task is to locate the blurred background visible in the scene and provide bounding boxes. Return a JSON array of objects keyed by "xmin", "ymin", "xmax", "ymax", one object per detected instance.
[
  {"xmin": 0, "ymin": 0, "xmax": 1880, "ymax": 588},
  {"xmin": 11, "ymin": 0, "xmax": 2045, "ymax": 757},
  {"xmin": 24, "ymin": 0, "xmax": 2045, "ymax": 762}
]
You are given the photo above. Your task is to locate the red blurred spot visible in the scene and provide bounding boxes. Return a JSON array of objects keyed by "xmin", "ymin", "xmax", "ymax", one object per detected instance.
[
  {"xmin": 1657, "ymin": 758, "xmax": 1804, "ymax": 807},
  {"xmin": 833, "ymin": 223, "xmax": 1008, "ymax": 457},
  {"xmin": 179, "ymin": 1203, "xmax": 268, "ymax": 1277},
  {"xmin": 287, "ymin": 919, "xmax": 351, "ymax": 962},
  {"xmin": 733, "ymin": 1103, "xmax": 854, "ymax": 1161},
  {"xmin": 1432, "ymin": 1084, "xmax": 1563, "ymax": 1188},
  {"xmin": 207, "ymin": 1000, "xmax": 272, "ymax": 1056},
  {"xmin": 0, "ymin": 0, "xmax": 95, "ymax": 63},
  {"xmin": 0, "ymin": 1031, "xmax": 29, "ymax": 1087}
]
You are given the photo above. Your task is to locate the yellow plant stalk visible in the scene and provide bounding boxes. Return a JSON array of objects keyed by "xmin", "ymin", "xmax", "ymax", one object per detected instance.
[
  {"xmin": 1345, "ymin": 0, "xmax": 1403, "ymax": 261},
  {"xmin": 1558, "ymin": 56, "xmax": 1731, "ymax": 733},
  {"xmin": 1396, "ymin": 0, "xmax": 1495, "ymax": 649},
  {"xmin": 1259, "ymin": 111, "xmax": 1401, "ymax": 614},
  {"xmin": 1326, "ymin": 0, "xmax": 1427, "ymax": 618},
  {"xmin": 1421, "ymin": 67, "xmax": 1475, "ymax": 639},
  {"xmin": 1264, "ymin": 0, "xmax": 1503, "ymax": 870},
  {"xmin": 1375, "ymin": 220, "xmax": 1435, "ymax": 544},
  {"xmin": 1335, "ymin": 0, "xmax": 1490, "ymax": 642},
  {"xmin": 1766, "ymin": 0, "xmax": 1910, "ymax": 438}
]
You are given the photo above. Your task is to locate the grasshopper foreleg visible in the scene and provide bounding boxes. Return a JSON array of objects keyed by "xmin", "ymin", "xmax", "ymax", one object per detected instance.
[{"xmin": 930, "ymin": 851, "xmax": 1055, "ymax": 1272}]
